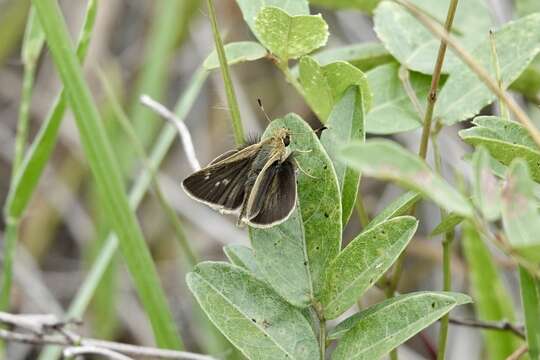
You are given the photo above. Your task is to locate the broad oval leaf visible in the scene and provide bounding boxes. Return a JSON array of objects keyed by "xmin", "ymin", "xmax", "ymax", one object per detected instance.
[
  {"xmin": 235, "ymin": 0, "xmax": 309, "ymax": 42},
  {"xmin": 366, "ymin": 62, "xmax": 429, "ymax": 134},
  {"xmin": 309, "ymin": 42, "xmax": 393, "ymax": 71},
  {"xmin": 437, "ymin": 13, "xmax": 540, "ymax": 124},
  {"xmin": 462, "ymin": 223, "xmax": 520, "ymax": 360},
  {"xmin": 472, "ymin": 147, "xmax": 501, "ymax": 221},
  {"xmin": 374, "ymin": 0, "xmax": 491, "ymax": 74},
  {"xmin": 250, "ymin": 210, "xmax": 312, "ymax": 307},
  {"xmin": 511, "ymin": 56, "xmax": 540, "ymax": 100},
  {"xmin": 516, "ymin": 0, "xmax": 540, "ymax": 16},
  {"xmin": 339, "ymin": 139, "xmax": 474, "ymax": 217},
  {"xmin": 501, "ymin": 160, "xmax": 540, "ymax": 262},
  {"xmin": 459, "ymin": 116, "xmax": 540, "ymax": 182},
  {"xmin": 331, "ymin": 291, "xmax": 472, "ymax": 359},
  {"xmin": 255, "ymin": 6, "xmax": 328, "ymax": 62},
  {"xmin": 223, "ymin": 244, "xmax": 263, "ymax": 279},
  {"xmin": 366, "ymin": 191, "xmax": 421, "ymax": 231},
  {"xmin": 308, "ymin": 0, "xmax": 380, "ymax": 12},
  {"xmin": 250, "ymin": 114, "xmax": 342, "ymax": 303},
  {"xmin": 321, "ymin": 86, "xmax": 366, "ymax": 224},
  {"xmin": 203, "ymin": 41, "xmax": 267, "ymax": 70},
  {"xmin": 187, "ymin": 262, "xmax": 319, "ymax": 360},
  {"xmin": 299, "ymin": 56, "xmax": 372, "ymax": 122},
  {"xmin": 321, "ymin": 216, "xmax": 418, "ymax": 319}
]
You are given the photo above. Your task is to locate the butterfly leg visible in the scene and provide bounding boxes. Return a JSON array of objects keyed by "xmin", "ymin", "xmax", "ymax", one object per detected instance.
[{"xmin": 292, "ymin": 157, "xmax": 317, "ymax": 179}]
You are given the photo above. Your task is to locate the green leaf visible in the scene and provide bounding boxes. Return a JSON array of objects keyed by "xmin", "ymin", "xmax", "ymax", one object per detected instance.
[
  {"xmin": 328, "ymin": 291, "xmax": 471, "ymax": 341},
  {"xmin": 430, "ymin": 212, "xmax": 464, "ymax": 236},
  {"xmin": 309, "ymin": 42, "xmax": 393, "ymax": 71},
  {"xmin": 515, "ymin": 0, "xmax": 540, "ymax": 17},
  {"xmin": 32, "ymin": 0, "xmax": 182, "ymax": 349},
  {"xmin": 299, "ymin": 56, "xmax": 372, "ymax": 122},
  {"xmin": 472, "ymin": 147, "xmax": 501, "ymax": 221},
  {"xmin": 365, "ymin": 62, "xmax": 429, "ymax": 134},
  {"xmin": 373, "ymin": 0, "xmax": 491, "ymax": 74},
  {"xmin": 203, "ymin": 41, "xmax": 267, "ymax": 70},
  {"xmin": 5, "ymin": 0, "xmax": 97, "ymax": 219},
  {"xmin": 255, "ymin": 6, "xmax": 328, "ymax": 62},
  {"xmin": 519, "ymin": 267, "xmax": 540, "ymax": 360},
  {"xmin": 437, "ymin": 13, "xmax": 540, "ymax": 124},
  {"xmin": 511, "ymin": 56, "xmax": 540, "ymax": 100},
  {"xmin": 462, "ymin": 222, "xmax": 520, "ymax": 360},
  {"xmin": 320, "ymin": 86, "xmax": 365, "ymax": 224},
  {"xmin": 21, "ymin": 9, "xmax": 45, "ymax": 65},
  {"xmin": 365, "ymin": 191, "xmax": 421, "ymax": 231},
  {"xmin": 250, "ymin": 114, "xmax": 342, "ymax": 301},
  {"xmin": 235, "ymin": 0, "xmax": 309, "ymax": 42},
  {"xmin": 308, "ymin": 0, "xmax": 380, "ymax": 12},
  {"xmin": 321, "ymin": 216, "xmax": 418, "ymax": 319},
  {"xmin": 38, "ymin": 67, "xmax": 209, "ymax": 360},
  {"xmin": 331, "ymin": 291, "xmax": 472, "ymax": 359},
  {"xmin": 459, "ymin": 116, "xmax": 540, "ymax": 182},
  {"xmin": 250, "ymin": 210, "xmax": 312, "ymax": 307},
  {"xmin": 339, "ymin": 139, "xmax": 474, "ymax": 216},
  {"xmin": 187, "ymin": 262, "xmax": 318, "ymax": 360},
  {"xmin": 501, "ymin": 160, "xmax": 540, "ymax": 262},
  {"xmin": 223, "ymin": 244, "xmax": 263, "ymax": 279}
]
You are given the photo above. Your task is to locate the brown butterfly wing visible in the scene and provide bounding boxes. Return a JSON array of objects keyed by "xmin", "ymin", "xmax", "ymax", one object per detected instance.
[
  {"xmin": 245, "ymin": 158, "xmax": 296, "ymax": 227},
  {"xmin": 182, "ymin": 154, "xmax": 252, "ymax": 212}
]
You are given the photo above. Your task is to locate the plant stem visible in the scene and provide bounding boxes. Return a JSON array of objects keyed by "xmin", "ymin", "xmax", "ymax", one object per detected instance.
[
  {"xmin": 437, "ymin": 230, "xmax": 454, "ymax": 360},
  {"xmin": 387, "ymin": 0, "xmax": 459, "ymax": 300},
  {"xmin": 206, "ymin": 0, "xmax": 244, "ymax": 146},
  {"xmin": 417, "ymin": 0, "xmax": 458, "ymax": 160},
  {"xmin": 312, "ymin": 301, "xmax": 326, "ymax": 360},
  {"xmin": 100, "ymin": 71, "xmax": 198, "ymax": 268},
  {"xmin": 0, "ymin": 218, "xmax": 19, "ymax": 311},
  {"xmin": 387, "ymin": 3, "xmax": 459, "ymax": 359},
  {"xmin": 448, "ymin": 318, "xmax": 525, "ymax": 339},
  {"xmin": 319, "ymin": 318, "xmax": 326, "ymax": 360},
  {"xmin": 488, "ymin": 30, "xmax": 509, "ymax": 120},
  {"xmin": 398, "ymin": 64, "xmax": 425, "ymax": 119},
  {"xmin": 278, "ymin": 61, "xmax": 307, "ymax": 99},
  {"xmin": 356, "ymin": 189, "xmax": 370, "ymax": 229},
  {"xmin": 394, "ymin": 0, "xmax": 540, "ymax": 148}
]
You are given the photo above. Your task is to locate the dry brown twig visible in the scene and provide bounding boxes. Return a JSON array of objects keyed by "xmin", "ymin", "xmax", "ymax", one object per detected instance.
[
  {"xmin": 0, "ymin": 311, "xmax": 216, "ymax": 360},
  {"xmin": 449, "ymin": 317, "xmax": 526, "ymax": 339}
]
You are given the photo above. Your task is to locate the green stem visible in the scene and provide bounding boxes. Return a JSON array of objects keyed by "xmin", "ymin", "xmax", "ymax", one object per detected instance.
[
  {"xmin": 100, "ymin": 69, "xmax": 198, "ymax": 267},
  {"xmin": 488, "ymin": 30, "xmax": 509, "ymax": 120},
  {"xmin": 38, "ymin": 66, "xmax": 208, "ymax": 360},
  {"xmin": 13, "ymin": 64, "xmax": 35, "ymax": 175},
  {"xmin": 32, "ymin": 0, "xmax": 183, "ymax": 349},
  {"xmin": 0, "ymin": 218, "xmax": 19, "ymax": 311},
  {"xmin": 319, "ymin": 318, "xmax": 326, "ymax": 360},
  {"xmin": 206, "ymin": 0, "xmax": 244, "ymax": 145},
  {"xmin": 437, "ymin": 230, "xmax": 454, "ymax": 360},
  {"xmin": 1, "ymin": 7, "xmax": 44, "ymax": 325},
  {"xmin": 417, "ymin": 0, "xmax": 459, "ymax": 160},
  {"xmin": 387, "ymin": 2, "xmax": 459, "ymax": 359},
  {"xmin": 279, "ymin": 61, "xmax": 307, "ymax": 99},
  {"xmin": 355, "ymin": 190, "xmax": 370, "ymax": 229}
]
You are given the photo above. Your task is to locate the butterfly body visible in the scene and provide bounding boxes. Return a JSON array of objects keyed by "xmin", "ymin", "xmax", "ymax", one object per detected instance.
[{"xmin": 182, "ymin": 127, "xmax": 297, "ymax": 228}]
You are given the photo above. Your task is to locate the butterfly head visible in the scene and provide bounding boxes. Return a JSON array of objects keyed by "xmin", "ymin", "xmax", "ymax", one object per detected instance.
[{"xmin": 270, "ymin": 127, "xmax": 293, "ymax": 160}]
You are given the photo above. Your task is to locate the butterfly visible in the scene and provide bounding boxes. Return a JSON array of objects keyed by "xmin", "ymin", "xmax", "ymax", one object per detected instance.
[{"xmin": 182, "ymin": 127, "xmax": 297, "ymax": 228}]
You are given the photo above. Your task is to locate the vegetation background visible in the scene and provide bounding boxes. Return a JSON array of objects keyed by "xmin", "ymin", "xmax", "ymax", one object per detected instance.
[{"xmin": 0, "ymin": 0, "xmax": 539, "ymax": 359}]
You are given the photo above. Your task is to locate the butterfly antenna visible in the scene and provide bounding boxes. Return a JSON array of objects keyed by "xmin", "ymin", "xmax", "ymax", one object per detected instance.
[{"xmin": 257, "ymin": 98, "xmax": 272, "ymax": 123}]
